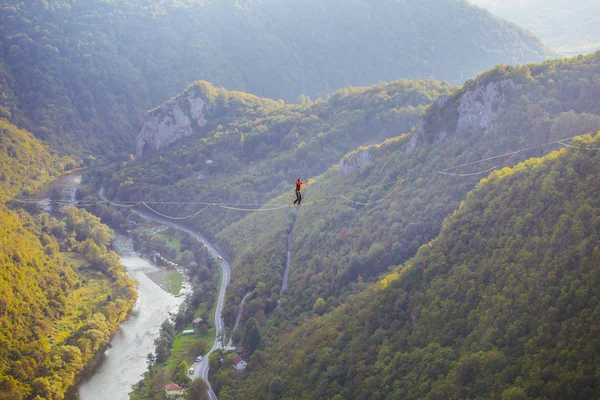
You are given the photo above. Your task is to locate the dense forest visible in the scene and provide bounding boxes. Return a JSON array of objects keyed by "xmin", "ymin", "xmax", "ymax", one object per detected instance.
[
  {"xmin": 100, "ymin": 78, "xmax": 452, "ymax": 236},
  {"xmin": 2, "ymin": 2, "xmax": 599, "ymax": 398},
  {"xmin": 0, "ymin": 202, "xmax": 136, "ymax": 399},
  {"xmin": 0, "ymin": 0, "xmax": 549, "ymax": 156},
  {"xmin": 76, "ymin": 51, "xmax": 600, "ymax": 399},
  {"xmin": 0, "ymin": 119, "xmax": 79, "ymax": 198},
  {"xmin": 106, "ymin": 52, "xmax": 600, "ymax": 332},
  {"xmin": 223, "ymin": 132, "xmax": 600, "ymax": 399},
  {"xmin": 0, "ymin": 116, "xmax": 135, "ymax": 398}
]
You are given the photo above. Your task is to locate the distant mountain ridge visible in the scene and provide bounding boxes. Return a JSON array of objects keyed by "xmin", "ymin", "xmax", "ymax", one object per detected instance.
[
  {"xmin": 470, "ymin": 0, "xmax": 600, "ymax": 55},
  {"xmin": 0, "ymin": 0, "xmax": 550, "ymax": 156}
]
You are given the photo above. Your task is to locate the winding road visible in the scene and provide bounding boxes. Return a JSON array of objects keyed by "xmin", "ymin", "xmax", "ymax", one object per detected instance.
[{"xmin": 130, "ymin": 209, "xmax": 229, "ymax": 400}]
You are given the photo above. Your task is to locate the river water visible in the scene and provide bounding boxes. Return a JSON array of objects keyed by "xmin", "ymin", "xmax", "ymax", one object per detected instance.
[
  {"xmin": 38, "ymin": 172, "xmax": 186, "ymax": 400},
  {"xmin": 70, "ymin": 236, "xmax": 185, "ymax": 400}
]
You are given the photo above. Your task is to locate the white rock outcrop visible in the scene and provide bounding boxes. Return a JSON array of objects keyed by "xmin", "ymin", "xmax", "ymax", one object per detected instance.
[
  {"xmin": 339, "ymin": 148, "xmax": 372, "ymax": 174},
  {"xmin": 136, "ymin": 92, "xmax": 208, "ymax": 159},
  {"xmin": 408, "ymin": 79, "xmax": 522, "ymax": 153},
  {"xmin": 456, "ymin": 79, "xmax": 521, "ymax": 133}
]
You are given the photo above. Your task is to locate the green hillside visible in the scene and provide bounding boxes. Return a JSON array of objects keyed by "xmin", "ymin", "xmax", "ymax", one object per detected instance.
[
  {"xmin": 0, "ymin": 0, "xmax": 549, "ymax": 156},
  {"xmin": 0, "ymin": 119, "xmax": 78, "ymax": 198},
  {"xmin": 209, "ymin": 52, "xmax": 600, "ymax": 321},
  {"xmin": 95, "ymin": 53, "xmax": 600, "ymax": 399},
  {"xmin": 102, "ymin": 52, "xmax": 600, "ymax": 332},
  {"xmin": 100, "ymin": 79, "xmax": 452, "ymax": 235},
  {"xmin": 0, "ymin": 203, "xmax": 136, "ymax": 399},
  {"xmin": 0, "ymin": 120, "xmax": 135, "ymax": 399},
  {"xmin": 227, "ymin": 132, "xmax": 600, "ymax": 400}
]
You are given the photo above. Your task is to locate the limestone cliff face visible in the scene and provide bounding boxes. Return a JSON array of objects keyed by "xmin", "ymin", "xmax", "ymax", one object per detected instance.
[
  {"xmin": 456, "ymin": 79, "xmax": 521, "ymax": 132},
  {"xmin": 135, "ymin": 92, "xmax": 208, "ymax": 159},
  {"xmin": 339, "ymin": 148, "xmax": 372, "ymax": 174},
  {"xmin": 406, "ymin": 78, "xmax": 522, "ymax": 153}
]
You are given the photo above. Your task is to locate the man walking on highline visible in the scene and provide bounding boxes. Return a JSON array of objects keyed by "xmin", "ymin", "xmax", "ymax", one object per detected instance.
[{"xmin": 293, "ymin": 178, "xmax": 308, "ymax": 206}]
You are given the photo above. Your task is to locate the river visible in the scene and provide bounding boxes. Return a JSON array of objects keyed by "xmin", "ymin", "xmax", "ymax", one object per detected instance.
[
  {"xmin": 69, "ymin": 235, "xmax": 186, "ymax": 400},
  {"xmin": 40, "ymin": 172, "xmax": 188, "ymax": 400}
]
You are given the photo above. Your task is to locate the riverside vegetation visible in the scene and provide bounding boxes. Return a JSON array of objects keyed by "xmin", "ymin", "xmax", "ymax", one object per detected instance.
[
  {"xmin": 102, "ymin": 52, "xmax": 600, "ymax": 399},
  {"xmin": 0, "ymin": 117, "xmax": 136, "ymax": 398}
]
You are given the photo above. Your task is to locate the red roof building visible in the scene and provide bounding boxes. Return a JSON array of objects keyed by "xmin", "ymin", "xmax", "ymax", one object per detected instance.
[
  {"xmin": 233, "ymin": 356, "xmax": 248, "ymax": 372},
  {"xmin": 164, "ymin": 383, "xmax": 185, "ymax": 399}
]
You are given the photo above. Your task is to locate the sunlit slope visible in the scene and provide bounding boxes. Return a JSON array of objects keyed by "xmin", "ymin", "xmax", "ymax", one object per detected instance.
[
  {"xmin": 0, "ymin": 119, "xmax": 78, "ymax": 198},
  {"xmin": 0, "ymin": 120, "xmax": 133, "ymax": 399},
  {"xmin": 215, "ymin": 52, "xmax": 600, "ymax": 318},
  {"xmin": 233, "ymin": 133, "xmax": 600, "ymax": 400},
  {"xmin": 0, "ymin": 0, "xmax": 549, "ymax": 156}
]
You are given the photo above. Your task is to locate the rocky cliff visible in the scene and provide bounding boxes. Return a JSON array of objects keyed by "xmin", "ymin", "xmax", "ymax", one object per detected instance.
[
  {"xmin": 456, "ymin": 79, "xmax": 521, "ymax": 132},
  {"xmin": 134, "ymin": 80, "xmax": 281, "ymax": 160},
  {"xmin": 135, "ymin": 92, "xmax": 208, "ymax": 159},
  {"xmin": 407, "ymin": 77, "xmax": 522, "ymax": 152}
]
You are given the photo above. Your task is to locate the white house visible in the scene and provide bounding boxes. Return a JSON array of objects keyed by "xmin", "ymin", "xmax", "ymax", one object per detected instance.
[{"xmin": 233, "ymin": 356, "xmax": 247, "ymax": 372}]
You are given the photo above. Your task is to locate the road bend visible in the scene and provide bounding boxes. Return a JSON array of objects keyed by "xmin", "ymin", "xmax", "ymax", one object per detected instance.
[{"xmin": 130, "ymin": 209, "xmax": 229, "ymax": 400}]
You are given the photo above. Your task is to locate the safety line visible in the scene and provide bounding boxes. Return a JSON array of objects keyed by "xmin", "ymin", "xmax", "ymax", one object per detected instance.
[
  {"xmin": 102, "ymin": 200, "xmax": 142, "ymax": 208},
  {"xmin": 218, "ymin": 204, "xmax": 291, "ymax": 212},
  {"xmin": 340, "ymin": 184, "xmax": 402, "ymax": 206},
  {"xmin": 141, "ymin": 202, "xmax": 212, "ymax": 220},
  {"xmin": 558, "ymin": 140, "xmax": 600, "ymax": 150},
  {"xmin": 438, "ymin": 150, "xmax": 520, "ymax": 172},
  {"xmin": 436, "ymin": 150, "xmax": 522, "ymax": 177},
  {"xmin": 3, "ymin": 132, "xmax": 598, "ymax": 218}
]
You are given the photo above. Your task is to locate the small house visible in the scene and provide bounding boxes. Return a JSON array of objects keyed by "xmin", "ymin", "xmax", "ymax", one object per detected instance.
[
  {"xmin": 164, "ymin": 383, "xmax": 185, "ymax": 399},
  {"xmin": 193, "ymin": 318, "xmax": 203, "ymax": 327},
  {"xmin": 182, "ymin": 329, "xmax": 195, "ymax": 336},
  {"xmin": 205, "ymin": 159, "xmax": 213, "ymax": 165},
  {"xmin": 233, "ymin": 356, "xmax": 247, "ymax": 372}
]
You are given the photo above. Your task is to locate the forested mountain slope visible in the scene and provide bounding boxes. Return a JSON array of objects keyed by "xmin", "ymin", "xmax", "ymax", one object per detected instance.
[
  {"xmin": 0, "ymin": 121, "xmax": 135, "ymax": 398},
  {"xmin": 0, "ymin": 119, "xmax": 78, "ymax": 198},
  {"xmin": 229, "ymin": 132, "xmax": 600, "ymax": 400},
  {"xmin": 213, "ymin": 51, "xmax": 600, "ymax": 321},
  {"xmin": 0, "ymin": 0, "xmax": 549, "ymax": 156},
  {"xmin": 102, "ymin": 52, "xmax": 600, "ymax": 333},
  {"xmin": 0, "ymin": 205, "xmax": 136, "ymax": 399},
  {"xmin": 101, "ymin": 79, "xmax": 452, "ymax": 236}
]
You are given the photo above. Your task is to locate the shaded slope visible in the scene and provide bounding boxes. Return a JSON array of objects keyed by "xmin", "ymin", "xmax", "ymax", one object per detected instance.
[
  {"xmin": 233, "ymin": 133, "xmax": 600, "ymax": 400},
  {"xmin": 0, "ymin": 0, "xmax": 549, "ymax": 155}
]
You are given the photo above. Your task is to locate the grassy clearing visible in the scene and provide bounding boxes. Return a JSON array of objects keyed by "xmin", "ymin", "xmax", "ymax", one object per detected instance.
[
  {"xmin": 160, "ymin": 228, "xmax": 183, "ymax": 249},
  {"xmin": 163, "ymin": 270, "xmax": 184, "ymax": 295}
]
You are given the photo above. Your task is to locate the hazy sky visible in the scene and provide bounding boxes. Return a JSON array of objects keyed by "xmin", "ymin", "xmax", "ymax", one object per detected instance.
[{"xmin": 469, "ymin": 0, "xmax": 600, "ymax": 55}]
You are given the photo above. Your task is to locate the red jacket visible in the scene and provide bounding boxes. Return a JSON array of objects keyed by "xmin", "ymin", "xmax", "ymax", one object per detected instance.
[{"xmin": 296, "ymin": 181, "xmax": 304, "ymax": 191}]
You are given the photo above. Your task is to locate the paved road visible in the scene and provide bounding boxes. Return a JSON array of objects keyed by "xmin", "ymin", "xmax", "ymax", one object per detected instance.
[{"xmin": 130, "ymin": 208, "xmax": 229, "ymax": 400}]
